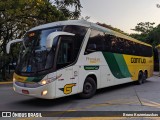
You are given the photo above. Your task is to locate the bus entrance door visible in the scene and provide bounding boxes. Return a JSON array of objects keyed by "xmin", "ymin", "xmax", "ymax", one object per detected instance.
[{"xmin": 55, "ymin": 37, "xmax": 76, "ymax": 98}]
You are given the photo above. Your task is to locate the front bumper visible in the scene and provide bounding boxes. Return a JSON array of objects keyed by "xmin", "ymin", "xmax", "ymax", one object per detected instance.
[{"xmin": 13, "ymin": 82, "xmax": 56, "ymax": 99}]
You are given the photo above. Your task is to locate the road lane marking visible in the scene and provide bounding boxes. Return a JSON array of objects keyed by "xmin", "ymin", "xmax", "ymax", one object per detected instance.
[{"xmin": 141, "ymin": 99, "xmax": 160, "ymax": 108}]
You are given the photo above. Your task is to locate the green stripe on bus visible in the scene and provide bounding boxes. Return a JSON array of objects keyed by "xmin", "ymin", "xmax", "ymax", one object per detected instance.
[
  {"xmin": 102, "ymin": 52, "xmax": 125, "ymax": 78},
  {"xmin": 26, "ymin": 77, "xmax": 34, "ymax": 82},
  {"xmin": 26, "ymin": 75, "xmax": 45, "ymax": 82},
  {"xmin": 113, "ymin": 53, "xmax": 132, "ymax": 78},
  {"xmin": 102, "ymin": 52, "xmax": 131, "ymax": 79}
]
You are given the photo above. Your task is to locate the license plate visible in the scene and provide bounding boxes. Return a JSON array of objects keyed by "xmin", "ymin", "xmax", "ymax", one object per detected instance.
[{"xmin": 22, "ymin": 90, "xmax": 29, "ymax": 94}]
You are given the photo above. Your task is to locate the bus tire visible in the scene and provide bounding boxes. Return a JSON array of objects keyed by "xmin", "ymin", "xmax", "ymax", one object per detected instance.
[
  {"xmin": 137, "ymin": 71, "xmax": 143, "ymax": 85},
  {"xmin": 143, "ymin": 71, "xmax": 148, "ymax": 83},
  {"xmin": 79, "ymin": 77, "xmax": 97, "ymax": 99}
]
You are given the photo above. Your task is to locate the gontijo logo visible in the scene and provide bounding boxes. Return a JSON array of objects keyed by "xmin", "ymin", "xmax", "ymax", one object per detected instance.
[
  {"xmin": 131, "ymin": 58, "xmax": 146, "ymax": 63},
  {"xmin": 59, "ymin": 83, "xmax": 76, "ymax": 94}
]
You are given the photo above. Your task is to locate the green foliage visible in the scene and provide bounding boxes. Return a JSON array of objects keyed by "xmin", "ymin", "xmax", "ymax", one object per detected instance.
[
  {"xmin": 147, "ymin": 24, "xmax": 160, "ymax": 47},
  {"xmin": 0, "ymin": 0, "xmax": 82, "ymax": 80},
  {"xmin": 130, "ymin": 22, "xmax": 155, "ymax": 42},
  {"xmin": 55, "ymin": 0, "xmax": 82, "ymax": 19},
  {"xmin": 130, "ymin": 22, "xmax": 160, "ymax": 46},
  {"xmin": 131, "ymin": 22, "xmax": 155, "ymax": 34}
]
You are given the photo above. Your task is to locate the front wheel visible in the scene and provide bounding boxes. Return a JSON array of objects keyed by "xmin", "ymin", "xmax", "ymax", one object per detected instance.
[{"xmin": 79, "ymin": 77, "xmax": 97, "ymax": 99}]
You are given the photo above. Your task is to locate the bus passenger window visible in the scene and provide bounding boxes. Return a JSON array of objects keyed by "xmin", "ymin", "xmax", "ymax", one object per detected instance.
[{"xmin": 85, "ymin": 29, "xmax": 105, "ymax": 54}]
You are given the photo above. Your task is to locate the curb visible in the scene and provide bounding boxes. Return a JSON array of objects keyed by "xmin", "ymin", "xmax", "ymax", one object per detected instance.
[{"xmin": 0, "ymin": 81, "xmax": 13, "ymax": 84}]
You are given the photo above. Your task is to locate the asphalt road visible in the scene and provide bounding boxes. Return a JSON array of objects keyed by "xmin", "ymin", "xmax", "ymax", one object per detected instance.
[{"xmin": 0, "ymin": 73, "xmax": 160, "ymax": 119}]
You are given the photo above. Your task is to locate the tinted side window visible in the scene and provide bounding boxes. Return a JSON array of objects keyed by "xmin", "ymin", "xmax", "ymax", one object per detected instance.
[
  {"xmin": 104, "ymin": 35, "xmax": 123, "ymax": 53},
  {"xmin": 64, "ymin": 25, "xmax": 88, "ymax": 59},
  {"xmin": 85, "ymin": 30, "xmax": 105, "ymax": 54},
  {"xmin": 104, "ymin": 34, "xmax": 152, "ymax": 57}
]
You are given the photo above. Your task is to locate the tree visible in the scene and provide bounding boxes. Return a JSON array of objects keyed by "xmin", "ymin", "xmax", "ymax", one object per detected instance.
[
  {"xmin": 130, "ymin": 22, "xmax": 160, "ymax": 46},
  {"xmin": 0, "ymin": 0, "xmax": 82, "ymax": 81},
  {"xmin": 147, "ymin": 24, "xmax": 160, "ymax": 46},
  {"xmin": 130, "ymin": 22, "xmax": 155, "ymax": 42},
  {"xmin": 55, "ymin": 0, "xmax": 82, "ymax": 19},
  {"xmin": 131, "ymin": 22, "xmax": 155, "ymax": 34}
]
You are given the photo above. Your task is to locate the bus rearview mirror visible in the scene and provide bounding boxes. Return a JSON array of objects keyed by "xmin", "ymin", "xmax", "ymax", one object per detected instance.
[
  {"xmin": 6, "ymin": 39, "xmax": 23, "ymax": 54},
  {"xmin": 46, "ymin": 31, "xmax": 75, "ymax": 49}
]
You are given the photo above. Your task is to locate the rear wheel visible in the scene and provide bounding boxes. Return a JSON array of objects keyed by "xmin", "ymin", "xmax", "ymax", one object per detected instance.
[
  {"xmin": 137, "ymin": 71, "xmax": 143, "ymax": 85},
  {"xmin": 79, "ymin": 77, "xmax": 97, "ymax": 99},
  {"xmin": 143, "ymin": 71, "xmax": 148, "ymax": 83}
]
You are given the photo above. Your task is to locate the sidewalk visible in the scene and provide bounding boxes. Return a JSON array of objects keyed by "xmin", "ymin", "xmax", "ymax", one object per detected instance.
[{"xmin": 153, "ymin": 72, "xmax": 160, "ymax": 76}]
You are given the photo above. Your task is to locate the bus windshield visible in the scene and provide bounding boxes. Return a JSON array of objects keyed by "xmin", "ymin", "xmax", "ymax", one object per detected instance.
[
  {"xmin": 16, "ymin": 26, "xmax": 63, "ymax": 75},
  {"xmin": 15, "ymin": 25, "xmax": 88, "ymax": 76}
]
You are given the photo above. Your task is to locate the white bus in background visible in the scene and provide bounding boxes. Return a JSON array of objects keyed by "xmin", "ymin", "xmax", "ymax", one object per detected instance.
[{"xmin": 7, "ymin": 20, "xmax": 153, "ymax": 99}]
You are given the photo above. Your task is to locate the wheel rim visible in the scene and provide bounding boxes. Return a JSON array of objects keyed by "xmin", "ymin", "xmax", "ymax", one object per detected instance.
[{"xmin": 84, "ymin": 82, "xmax": 93, "ymax": 94}]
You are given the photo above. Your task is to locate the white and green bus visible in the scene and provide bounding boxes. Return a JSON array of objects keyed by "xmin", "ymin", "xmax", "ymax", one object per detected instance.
[{"xmin": 7, "ymin": 20, "xmax": 153, "ymax": 99}]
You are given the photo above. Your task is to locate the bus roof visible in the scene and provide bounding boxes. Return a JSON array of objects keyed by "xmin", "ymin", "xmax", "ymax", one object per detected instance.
[{"xmin": 29, "ymin": 20, "xmax": 152, "ymax": 47}]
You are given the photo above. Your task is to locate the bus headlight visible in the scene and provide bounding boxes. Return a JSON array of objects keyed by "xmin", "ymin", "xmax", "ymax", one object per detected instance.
[
  {"xmin": 41, "ymin": 90, "xmax": 48, "ymax": 96},
  {"xmin": 39, "ymin": 79, "xmax": 47, "ymax": 85},
  {"xmin": 41, "ymin": 80, "xmax": 47, "ymax": 85},
  {"xmin": 39, "ymin": 78, "xmax": 53, "ymax": 85}
]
